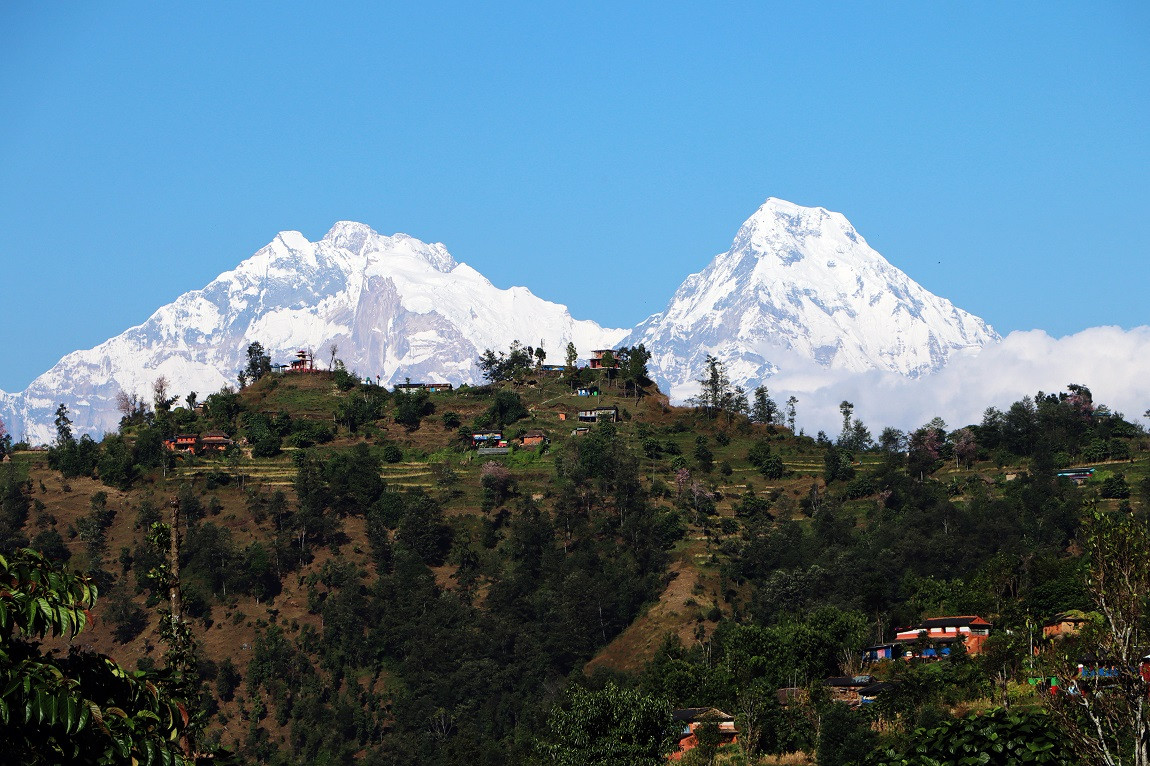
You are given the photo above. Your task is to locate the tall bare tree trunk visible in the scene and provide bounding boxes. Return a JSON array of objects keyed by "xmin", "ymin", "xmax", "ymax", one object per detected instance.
[{"xmin": 169, "ymin": 497, "xmax": 181, "ymax": 625}]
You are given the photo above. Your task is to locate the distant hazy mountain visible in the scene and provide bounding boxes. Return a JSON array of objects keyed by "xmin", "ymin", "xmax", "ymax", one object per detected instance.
[
  {"xmin": 0, "ymin": 222, "xmax": 626, "ymax": 443},
  {"xmin": 624, "ymin": 198, "xmax": 1000, "ymax": 401}
]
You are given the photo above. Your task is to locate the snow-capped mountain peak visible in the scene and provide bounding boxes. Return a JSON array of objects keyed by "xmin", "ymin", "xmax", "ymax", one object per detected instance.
[
  {"xmin": 318, "ymin": 222, "xmax": 458, "ymax": 272},
  {"xmin": 626, "ymin": 198, "xmax": 999, "ymax": 401}
]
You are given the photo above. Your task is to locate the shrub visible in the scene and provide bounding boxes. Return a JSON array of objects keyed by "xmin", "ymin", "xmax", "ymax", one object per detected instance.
[{"xmin": 380, "ymin": 443, "xmax": 403, "ymax": 464}]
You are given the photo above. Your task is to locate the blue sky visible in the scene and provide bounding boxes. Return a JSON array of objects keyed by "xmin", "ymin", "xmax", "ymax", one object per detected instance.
[{"xmin": 1, "ymin": 2, "xmax": 1147, "ymax": 392}]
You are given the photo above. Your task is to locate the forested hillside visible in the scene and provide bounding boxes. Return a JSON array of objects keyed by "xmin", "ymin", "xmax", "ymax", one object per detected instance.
[{"xmin": 1, "ymin": 347, "xmax": 1146, "ymax": 765}]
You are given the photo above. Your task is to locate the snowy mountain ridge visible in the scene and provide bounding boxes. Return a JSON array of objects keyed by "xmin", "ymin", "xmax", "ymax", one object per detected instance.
[
  {"xmin": 0, "ymin": 199, "xmax": 1001, "ymax": 443},
  {"xmin": 0, "ymin": 222, "xmax": 626, "ymax": 443}
]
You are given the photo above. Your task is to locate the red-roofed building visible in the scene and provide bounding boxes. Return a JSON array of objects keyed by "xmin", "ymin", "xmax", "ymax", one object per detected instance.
[
  {"xmin": 199, "ymin": 432, "xmax": 233, "ymax": 453},
  {"xmin": 165, "ymin": 434, "xmax": 199, "ymax": 452},
  {"xmin": 895, "ymin": 616, "xmax": 992, "ymax": 657}
]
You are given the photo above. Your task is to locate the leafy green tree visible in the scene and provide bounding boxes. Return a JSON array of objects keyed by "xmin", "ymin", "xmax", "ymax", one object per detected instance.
[
  {"xmin": 104, "ymin": 583, "xmax": 149, "ymax": 644},
  {"xmin": 0, "ymin": 416, "xmax": 11, "ymax": 459},
  {"xmin": 0, "ymin": 548, "xmax": 197, "ymax": 764},
  {"xmin": 396, "ymin": 492, "xmax": 453, "ymax": 566},
  {"xmin": 54, "ymin": 403, "xmax": 74, "ymax": 446},
  {"xmin": 1100, "ymin": 473, "xmax": 1131, "ymax": 499},
  {"xmin": 565, "ymin": 341, "xmax": 579, "ymax": 370},
  {"xmin": 393, "ymin": 388, "xmax": 432, "ymax": 430},
  {"xmin": 751, "ymin": 386, "xmax": 777, "ymax": 424},
  {"xmin": 244, "ymin": 341, "xmax": 272, "ymax": 384},
  {"xmin": 97, "ymin": 433, "xmax": 136, "ymax": 490},
  {"xmin": 485, "ymin": 389, "xmax": 528, "ymax": 428},
  {"xmin": 908, "ymin": 425, "xmax": 942, "ymax": 479},
  {"xmin": 203, "ymin": 388, "xmax": 243, "ymax": 431},
  {"xmin": 215, "ymin": 658, "xmax": 241, "ymax": 703},
  {"xmin": 621, "ymin": 344, "xmax": 652, "ymax": 399},
  {"xmin": 478, "ymin": 341, "xmax": 535, "ymax": 383},
  {"xmin": 818, "ymin": 702, "xmax": 877, "ymax": 766},
  {"xmin": 867, "ymin": 708, "xmax": 1072, "ymax": 765},
  {"xmin": 0, "ymin": 471, "xmax": 30, "ymax": 554},
  {"xmin": 838, "ymin": 400, "xmax": 855, "ymax": 445},
  {"xmin": 600, "ymin": 349, "xmax": 617, "ymax": 388},
  {"xmin": 692, "ymin": 356, "xmax": 730, "ymax": 418},
  {"xmin": 540, "ymin": 682, "xmax": 677, "ymax": 766},
  {"xmin": 824, "ymin": 446, "xmax": 855, "ymax": 483},
  {"xmin": 694, "ymin": 436, "xmax": 713, "ymax": 473}
]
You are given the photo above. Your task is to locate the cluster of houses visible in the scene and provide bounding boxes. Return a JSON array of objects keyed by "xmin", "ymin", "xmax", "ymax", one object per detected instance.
[
  {"xmin": 676, "ymin": 610, "xmax": 1145, "ymax": 761},
  {"xmin": 162, "ymin": 431, "xmax": 234, "ymax": 455},
  {"xmin": 860, "ymin": 615, "xmax": 994, "ymax": 663},
  {"xmin": 469, "ymin": 429, "xmax": 548, "ymax": 455},
  {"xmin": 261, "ymin": 345, "xmax": 629, "ymax": 389}
]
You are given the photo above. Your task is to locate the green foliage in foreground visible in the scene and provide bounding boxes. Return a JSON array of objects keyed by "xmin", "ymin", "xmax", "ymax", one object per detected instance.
[
  {"xmin": 867, "ymin": 708, "xmax": 1074, "ymax": 765},
  {"xmin": 0, "ymin": 549, "xmax": 198, "ymax": 765},
  {"xmin": 539, "ymin": 682, "xmax": 678, "ymax": 766}
]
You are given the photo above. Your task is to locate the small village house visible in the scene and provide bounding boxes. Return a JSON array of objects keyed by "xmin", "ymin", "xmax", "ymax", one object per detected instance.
[
  {"xmin": 471, "ymin": 431, "xmax": 504, "ymax": 448},
  {"xmin": 577, "ymin": 406, "xmax": 618, "ymax": 423},
  {"xmin": 1056, "ymin": 467, "xmax": 1095, "ymax": 484},
  {"xmin": 823, "ymin": 675, "xmax": 877, "ymax": 705},
  {"xmin": 164, "ymin": 434, "xmax": 199, "ymax": 453},
  {"xmin": 1043, "ymin": 610, "xmax": 1093, "ymax": 640},
  {"xmin": 519, "ymin": 430, "xmax": 547, "ymax": 448},
  {"xmin": 164, "ymin": 432, "xmax": 232, "ymax": 455},
  {"xmin": 894, "ymin": 615, "xmax": 992, "ymax": 657},
  {"xmin": 862, "ymin": 643, "xmax": 901, "ymax": 664},
  {"xmin": 587, "ymin": 349, "xmax": 620, "ymax": 370},
  {"xmin": 669, "ymin": 708, "xmax": 737, "ymax": 761},
  {"xmin": 199, "ymin": 431, "xmax": 233, "ymax": 453}
]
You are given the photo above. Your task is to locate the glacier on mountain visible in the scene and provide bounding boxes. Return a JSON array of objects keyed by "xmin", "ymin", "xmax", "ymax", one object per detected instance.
[
  {"xmin": 0, "ymin": 222, "xmax": 626, "ymax": 443},
  {"xmin": 625, "ymin": 198, "xmax": 1000, "ymax": 402}
]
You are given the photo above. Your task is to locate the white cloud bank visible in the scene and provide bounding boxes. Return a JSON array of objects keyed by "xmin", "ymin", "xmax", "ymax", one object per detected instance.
[{"xmin": 756, "ymin": 326, "xmax": 1150, "ymax": 436}]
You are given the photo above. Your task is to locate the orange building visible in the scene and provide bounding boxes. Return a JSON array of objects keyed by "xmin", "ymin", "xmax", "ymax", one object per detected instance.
[
  {"xmin": 1043, "ymin": 611, "xmax": 1092, "ymax": 640},
  {"xmin": 669, "ymin": 708, "xmax": 737, "ymax": 761},
  {"xmin": 519, "ymin": 430, "xmax": 547, "ymax": 447}
]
